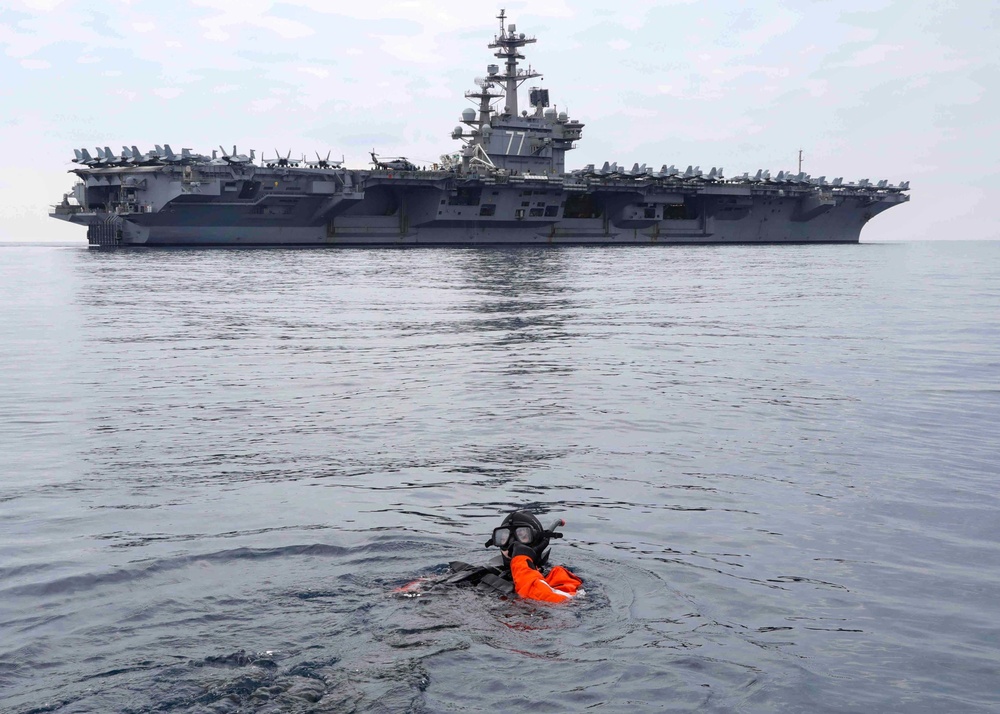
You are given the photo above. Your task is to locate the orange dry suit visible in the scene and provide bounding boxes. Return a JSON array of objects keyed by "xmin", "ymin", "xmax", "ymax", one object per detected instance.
[{"xmin": 509, "ymin": 553, "xmax": 583, "ymax": 603}]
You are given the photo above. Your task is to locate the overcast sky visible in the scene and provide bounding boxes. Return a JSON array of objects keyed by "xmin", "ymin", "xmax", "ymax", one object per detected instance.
[{"xmin": 1, "ymin": 0, "xmax": 996, "ymax": 242}]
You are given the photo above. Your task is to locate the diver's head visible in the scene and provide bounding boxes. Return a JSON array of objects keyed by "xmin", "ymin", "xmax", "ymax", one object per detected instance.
[{"xmin": 484, "ymin": 510, "xmax": 564, "ymax": 569}]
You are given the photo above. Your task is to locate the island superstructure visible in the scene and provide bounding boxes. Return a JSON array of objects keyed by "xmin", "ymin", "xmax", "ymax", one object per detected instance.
[{"xmin": 50, "ymin": 10, "xmax": 909, "ymax": 247}]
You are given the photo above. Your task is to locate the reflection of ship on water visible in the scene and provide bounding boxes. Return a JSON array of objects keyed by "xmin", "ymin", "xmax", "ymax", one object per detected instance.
[
  {"xmin": 458, "ymin": 248, "xmax": 578, "ymax": 364},
  {"xmin": 51, "ymin": 10, "xmax": 908, "ymax": 247},
  {"xmin": 449, "ymin": 248, "xmax": 581, "ymax": 463},
  {"xmin": 412, "ymin": 248, "xmax": 582, "ymax": 489}
]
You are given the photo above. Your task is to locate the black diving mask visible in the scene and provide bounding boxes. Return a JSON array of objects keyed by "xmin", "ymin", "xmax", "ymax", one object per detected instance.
[
  {"xmin": 484, "ymin": 513, "xmax": 566, "ymax": 569},
  {"xmin": 491, "ymin": 525, "xmax": 540, "ymax": 549}
]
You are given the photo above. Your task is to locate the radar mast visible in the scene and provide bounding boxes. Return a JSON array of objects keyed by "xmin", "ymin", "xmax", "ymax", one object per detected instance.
[{"xmin": 489, "ymin": 8, "xmax": 541, "ymax": 116}]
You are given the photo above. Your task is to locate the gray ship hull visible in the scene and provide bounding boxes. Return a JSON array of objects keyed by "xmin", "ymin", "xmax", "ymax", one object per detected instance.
[
  {"xmin": 52, "ymin": 166, "xmax": 906, "ymax": 248},
  {"xmin": 60, "ymin": 213, "xmax": 875, "ymax": 247}
]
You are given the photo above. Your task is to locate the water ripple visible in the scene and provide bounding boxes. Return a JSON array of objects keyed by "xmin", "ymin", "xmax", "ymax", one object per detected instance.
[{"xmin": 1, "ymin": 242, "xmax": 999, "ymax": 712}]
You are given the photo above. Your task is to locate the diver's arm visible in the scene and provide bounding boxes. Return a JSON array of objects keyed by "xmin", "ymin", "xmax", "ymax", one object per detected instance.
[{"xmin": 509, "ymin": 547, "xmax": 577, "ymax": 603}]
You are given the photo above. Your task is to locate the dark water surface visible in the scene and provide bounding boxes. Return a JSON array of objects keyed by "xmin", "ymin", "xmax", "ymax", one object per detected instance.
[{"xmin": 1, "ymin": 242, "xmax": 998, "ymax": 713}]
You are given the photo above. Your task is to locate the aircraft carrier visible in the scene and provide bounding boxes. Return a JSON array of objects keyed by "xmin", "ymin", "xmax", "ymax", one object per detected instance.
[{"xmin": 50, "ymin": 10, "xmax": 909, "ymax": 248}]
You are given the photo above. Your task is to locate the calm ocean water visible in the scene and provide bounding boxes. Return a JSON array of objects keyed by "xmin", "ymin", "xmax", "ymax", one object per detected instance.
[{"xmin": 0, "ymin": 241, "xmax": 998, "ymax": 713}]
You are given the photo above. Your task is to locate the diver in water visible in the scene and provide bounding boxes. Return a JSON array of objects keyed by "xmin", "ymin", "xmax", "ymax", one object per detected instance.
[{"xmin": 443, "ymin": 511, "xmax": 584, "ymax": 602}]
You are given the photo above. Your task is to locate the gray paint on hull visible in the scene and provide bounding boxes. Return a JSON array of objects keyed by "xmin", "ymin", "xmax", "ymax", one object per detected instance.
[{"xmin": 75, "ymin": 191, "xmax": 890, "ymax": 246}]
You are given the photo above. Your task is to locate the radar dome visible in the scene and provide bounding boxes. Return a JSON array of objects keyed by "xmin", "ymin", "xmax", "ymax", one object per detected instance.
[
  {"xmin": 461, "ymin": 108, "xmax": 476, "ymax": 122},
  {"xmin": 558, "ymin": 112, "xmax": 568, "ymax": 121}
]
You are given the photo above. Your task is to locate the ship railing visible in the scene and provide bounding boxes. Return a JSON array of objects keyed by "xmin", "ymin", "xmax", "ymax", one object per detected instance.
[
  {"xmin": 50, "ymin": 203, "xmax": 84, "ymax": 216},
  {"xmin": 86, "ymin": 213, "xmax": 123, "ymax": 247},
  {"xmin": 111, "ymin": 203, "xmax": 154, "ymax": 215}
]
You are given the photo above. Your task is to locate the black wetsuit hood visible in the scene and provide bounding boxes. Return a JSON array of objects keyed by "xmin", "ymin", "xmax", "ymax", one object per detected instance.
[{"xmin": 489, "ymin": 511, "xmax": 553, "ymax": 569}]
